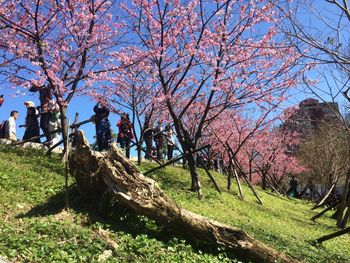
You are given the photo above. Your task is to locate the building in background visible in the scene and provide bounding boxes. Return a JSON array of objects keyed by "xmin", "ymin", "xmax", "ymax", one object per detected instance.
[{"xmin": 285, "ymin": 98, "xmax": 341, "ymax": 139}]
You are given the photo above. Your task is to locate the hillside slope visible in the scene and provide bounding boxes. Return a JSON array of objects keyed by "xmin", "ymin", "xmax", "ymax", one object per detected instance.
[{"xmin": 0, "ymin": 146, "xmax": 349, "ymax": 262}]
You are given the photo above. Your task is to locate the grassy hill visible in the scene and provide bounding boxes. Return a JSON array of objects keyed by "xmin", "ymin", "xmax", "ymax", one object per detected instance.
[{"xmin": 0, "ymin": 146, "xmax": 349, "ymax": 262}]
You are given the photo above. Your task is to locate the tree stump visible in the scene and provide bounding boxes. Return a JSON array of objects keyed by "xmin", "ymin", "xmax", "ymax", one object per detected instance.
[{"xmin": 69, "ymin": 131, "xmax": 298, "ymax": 263}]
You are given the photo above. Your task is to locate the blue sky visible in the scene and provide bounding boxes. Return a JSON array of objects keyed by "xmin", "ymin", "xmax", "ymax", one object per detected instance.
[{"xmin": 1, "ymin": 0, "xmax": 349, "ymax": 156}]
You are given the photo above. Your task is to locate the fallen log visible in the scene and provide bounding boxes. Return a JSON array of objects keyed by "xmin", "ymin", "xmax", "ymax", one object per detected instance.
[{"xmin": 69, "ymin": 131, "xmax": 297, "ymax": 263}]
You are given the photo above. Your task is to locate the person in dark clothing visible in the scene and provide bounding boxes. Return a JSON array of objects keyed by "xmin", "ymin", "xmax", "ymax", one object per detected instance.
[
  {"xmin": 287, "ymin": 176, "xmax": 298, "ymax": 197},
  {"xmin": 0, "ymin": 95, "xmax": 4, "ymax": 107},
  {"xmin": 93, "ymin": 102, "xmax": 111, "ymax": 151},
  {"xmin": 29, "ymin": 85, "xmax": 53, "ymax": 142},
  {"xmin": 20, "ymin": 101, "xmax": 40, "ymax": 143},
  {"xmin": 164, "ymin": 123, "xmax": 175, "ymax": 160},
  {"xmin": 154, "ymin": 122, "xmax": 165, "ymax": 161},
  {"xmin": 117, "ymin": 113, "xmax": 134, "ymax": 158},
  {"xmin": 143, "ymin": 122, "xmax": 154, "ymax": 160},
  {"xmin": 302, "ymin": 179, "xmax": 317, "ymax": 200}
]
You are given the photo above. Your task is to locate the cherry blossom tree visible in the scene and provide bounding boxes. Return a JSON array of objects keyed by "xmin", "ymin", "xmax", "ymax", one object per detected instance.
[
  {"xmin": 118, "ymin": 0, "xmax": 306, "ymax": 198},
  {"xmin": 0, "ymin": 0, "xmax": 122, "ymax": 153},
  {"xmin": 251, "ymin": 128, "xmax": 304, "ymax": 189},
  {"xmin": 109, "ymin": 65, "xmax": 162, "ymax": 164},
  {"xmin": 203, "ymin": 105, "xmax": 305, "ymax": 193}
]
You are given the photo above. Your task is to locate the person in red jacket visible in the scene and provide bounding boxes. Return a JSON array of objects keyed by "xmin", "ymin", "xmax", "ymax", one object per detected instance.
[
  {"xmin": 117, "ymin": 113, "xmax": 134, "ymax": 158},
  {"xmin": 0, "ymin": 95, "xmax": 4, "ymax": 107}
]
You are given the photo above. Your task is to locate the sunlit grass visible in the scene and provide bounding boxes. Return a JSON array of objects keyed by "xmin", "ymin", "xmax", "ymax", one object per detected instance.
[
  {"xmin": 0, "ymin": 146, "xmax": 230, "ymax": 262},
  {"xmin": 139, "ymin": 162, "xmax": 350, "ymax": 263},
  {"xmin": 0, "ymin": 146, "xmax": 349, "ymax": 262}
]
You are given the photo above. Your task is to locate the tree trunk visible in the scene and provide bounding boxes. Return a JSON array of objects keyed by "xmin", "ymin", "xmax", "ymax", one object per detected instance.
[
  {"xmin": 69, "ymin": 131, "xmax": 298, "ymax": 263},
  {"xmin": 262, "ymin": 170, "xmax": 267, "ymax": 190},
  {"xmin": 249, "ymin": 159, "xmax": 252, "ymax": 182},
  {"xmin": 187, "ymin": 151, "xmax": 202, "ymax": 199},
  {"xmin": 336, "ymin": 170, "xmax": 350, "ymax": 228},
  {"xmin": 137, "ymin": 143, "xmax": 142, "ymax": 165},
  {"xmin": 227, "ymin": 165, "xmax": 232, "ymax": 190},
  {"xmin": 59, "ymin": 105, "xmax": 69, "ymax": 210},
  {"xmin": 179, "ymin": 140, "xmax": 202, "ymax": 199}
]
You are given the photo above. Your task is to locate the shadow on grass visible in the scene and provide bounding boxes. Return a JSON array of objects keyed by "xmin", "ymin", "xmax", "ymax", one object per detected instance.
[
  {"xmin": 16, "ymin": 185, "xmax": 78, "ymax": 218},
  {"xmin": 16, "ymin": 187, "xmax": 236, "ymax": 261}
]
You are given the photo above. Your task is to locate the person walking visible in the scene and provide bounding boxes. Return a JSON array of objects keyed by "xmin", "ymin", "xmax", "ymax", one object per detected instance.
[
  {"xmin": 164, "ymin": 123, "xmax": 175, "ymax": 160},
  {"xmin": 117, "ymin": 113, "xmax": 134, "ymax": 158},
  {"xmin": 154, "ymin": 122, "xmax": 165, "ymax": 161},
  {"xmin": 5, "ymin": 111, "xmax": 19, "ymax": 141},
  {"xmin": 48, "ymin": 101, "xmax": 61, "ymax": 146},
  {"xmin": 21, "ymin": 101, "xmax": 40, "ymax": 143},
  {"xmin": 143, "ymin": 122, "xmax": 154, "ymax": 160},
  {"xmin": 29, "ymin": 85, "xmax": 53, "ymax": 143},
  {"xmin": 93, "ymin": 102, "xmax": 112, "ymax": 151},
  {"xmin": 302, "ymin": 179, "xmax": 317, "ymax": 201},
  {"xmin": 287, "ymin": 176, "xmax": 298, "ymax": 197}
]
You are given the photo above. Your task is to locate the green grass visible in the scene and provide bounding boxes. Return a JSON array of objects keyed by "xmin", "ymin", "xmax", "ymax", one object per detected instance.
[
  {"xmin": 139, "ymin": 162, "xmax": 350, "ymax": 263},
  {"xmin": 0, "ymin": 146, "xmax": 349, "ymax": 262},
  {"xmin": 0, "ymin": 146, "xmax": 231, "ymax": 262}
]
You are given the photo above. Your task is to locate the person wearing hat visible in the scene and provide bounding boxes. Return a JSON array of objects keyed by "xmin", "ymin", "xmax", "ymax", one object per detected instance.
[{"xmin": 20, "ymin": 101, "xmax": 40, "ymax": 142}]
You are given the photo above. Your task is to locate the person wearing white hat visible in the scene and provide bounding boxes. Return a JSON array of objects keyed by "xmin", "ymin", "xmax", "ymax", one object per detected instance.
[
  {"xmin": 20, "ymin": 101, "xmax": 40, "ymax": 142},
  {"xmin": 24, "ymin": 101, "xmax": 35, "ymax": 108}
]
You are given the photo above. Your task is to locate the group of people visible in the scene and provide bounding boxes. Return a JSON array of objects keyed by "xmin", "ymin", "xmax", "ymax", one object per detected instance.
[
  {"xmin": 92, "ymin": 102, "xmax": 135, "ymax": 157},
  {"xmin": 0, "ymin": 86, "xmax": 61, "ymax": 145},
  {"xmin": 144, "ymin": 122, "xmax": 176, "ymax": 161},
  {"xmin": 1, "ymin": 87, "xmax": 177, "ymax": 161},
  {"xmin": 287, "ymin": 176, "xmax": 319, "ymax": 200},
  {"xmin": 93, "ymin": 102, "xmax": 176, "ymax": 161}
]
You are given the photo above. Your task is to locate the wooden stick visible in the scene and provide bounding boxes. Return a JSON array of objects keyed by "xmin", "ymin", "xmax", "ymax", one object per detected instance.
[
  {"xmin": 312, "ymin": 180, "xmax": 338, "ymax": 210},
  {"xmin": 45, "ymin": 134, "xmax": 75, "ymax": 155},
  {"xmin": 231, "ymin": 154, "xmax": 263, "ymax": 205},
  {"xmin": 144, "ymin": 145, "xmax": 209, "ymax": 176},
  {"xmin": 225, "ymin": 143, "xmax": 263, "ymax": 204},
  {"xmin": 233, "ymin": 167, "xmax": 244, "ymax": 199},
  {"xmin": 312, "ymin": 227, "xmax": 350, "ymax": 245},
  {"xmin": 64, "ymin": 119, "xmax": 70, "ymax": 211},
  {"xmin": 128, "ymin": 140, "xmax": 162, "ymax": 165},
  {"xmin": 311, "ymin": 200, "xmax": 340, "ymax": 221},
  {"xmin": 13, "ymin": 116, "xmax": 95, "ymax": 146},
  {"xmin": 228, "ymin": 153, "xmax": 243, "ymax": 198},
  {"xmin": 199, "ymin": 159, "xmax": 222, "ymax": 193}
]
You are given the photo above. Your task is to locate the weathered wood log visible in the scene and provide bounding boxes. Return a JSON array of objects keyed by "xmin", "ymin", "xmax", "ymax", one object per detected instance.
[{"xmin": 69, "ymin": 132, "xmax": 297, "ymax": 263}]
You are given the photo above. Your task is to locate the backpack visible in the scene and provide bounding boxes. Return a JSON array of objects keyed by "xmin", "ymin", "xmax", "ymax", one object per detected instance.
[
  {"xmin": 0, "ymin": 120, "xmax": 8, "ymax": 138},
  {"xmin": 120, "ymin": 120, "xmax": 132, "ymax": 138}
]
